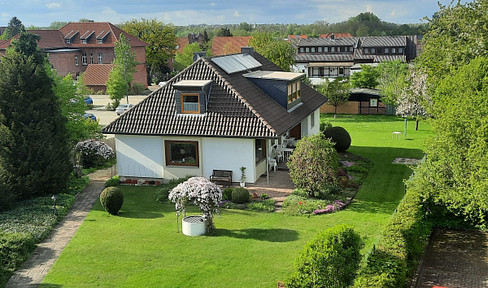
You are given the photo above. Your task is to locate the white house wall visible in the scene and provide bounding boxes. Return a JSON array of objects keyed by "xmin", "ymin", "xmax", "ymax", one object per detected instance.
[
  {"xmin": 202, "ymin": 137, "xmax": 256, "ymax": 183},
  {"xmin": 115, "ymin": 135, "xmax": 164, "ymax": 178},
  {"xmin": 300, "ymin": 108, "xmax": 320, "ymax": 137}
]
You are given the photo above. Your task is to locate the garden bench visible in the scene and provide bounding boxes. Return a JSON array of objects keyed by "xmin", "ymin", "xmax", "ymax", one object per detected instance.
[{"xmin": 210, "ymin": 170, "xmax": 233, "ymax": 187}]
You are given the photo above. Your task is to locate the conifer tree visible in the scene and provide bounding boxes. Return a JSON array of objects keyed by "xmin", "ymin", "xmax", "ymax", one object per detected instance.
[{"xmin": 0, "ymin": 32, "xmax": 71, "ymax": 201}]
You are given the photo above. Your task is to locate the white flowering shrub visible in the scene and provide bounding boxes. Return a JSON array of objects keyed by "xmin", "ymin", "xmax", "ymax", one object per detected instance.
[
  {"xmin": 75, "ymin": 139, "xmax": 115, "ymax": 168},
  {"xmin": 169, "ymin": 177, "xmax": 222, "ymax": 232}
]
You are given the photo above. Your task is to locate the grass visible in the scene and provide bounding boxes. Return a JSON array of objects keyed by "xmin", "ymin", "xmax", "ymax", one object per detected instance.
[{"xmin": 41, "ymin": 114, "xmax": 432, "ymax": 288}]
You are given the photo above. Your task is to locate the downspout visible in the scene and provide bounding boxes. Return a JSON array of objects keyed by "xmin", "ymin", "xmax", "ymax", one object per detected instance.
[{"xmin": 266, "ymin": 139, "xmax": 270, "ymax": 185}]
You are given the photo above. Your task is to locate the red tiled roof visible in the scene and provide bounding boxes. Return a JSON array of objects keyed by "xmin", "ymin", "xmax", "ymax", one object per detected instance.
[
  {"xmin": 0, "ymin": 40, "xmax": 8, "ymax": 49},
  {"xmin": 211, "ymin": 36, "xmax": 252, "ymax": 56},
  {"xmin": 83, "ymin": 64, "xmax": 113, "ymax": 86},
  {"xmin": 28, "ymin": 30, "xmax": 68, "ymax": 49},
  {"xmin": 288, "ymin": 35, "xmax": 309, "ymax": 39},
  {"xmin": 59, "ymin": 22, "xmax": 148, "ymax": 48},
  {"xmin": 176, "ymin": 37, "xmax": 188, "ymax": 54}
]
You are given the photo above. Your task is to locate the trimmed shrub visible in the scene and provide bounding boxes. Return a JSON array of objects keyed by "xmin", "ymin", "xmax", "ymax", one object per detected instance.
[
  {"xmin": 286, "ymin": 225, "xmax": 363, "ymax": 288},
  {"xmin": 287, "ymin": 134, "xmax": 339, "ymax": 197},
  {"xmin": 323, "ymin": 126, "xmax": 352, "ymax": 152},
  {"xmin": 320, "ymin": 121, "xmax": 332, "ymax": 132},
  {"xmin": 232, "ymin": 187, "xmax": 250, "ymax": 204},
  {"xmin": 104, "ymin": 175, "xmax": 120, "ymax": 187},
  {"xmin": 75, "ymin": 139, "xmax": 115, "ymax": 168},
  {"xmin": 222, "ymin": 188, "xmax": 234, "ymax": 201},
  {"xmin": 100, "ymin": 187, "xmax": 124, "ymax": 215},
  {"xmin": 353, "ymin": 189, "xmax": 431, "ymax": 287},
  {"xmin": 0, "ymin": 232, "xmax": 36, "ymax": 284}
]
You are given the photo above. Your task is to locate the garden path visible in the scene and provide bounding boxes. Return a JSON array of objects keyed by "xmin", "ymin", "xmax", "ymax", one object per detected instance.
[
  {"xmin": 414, "ymin": 228, "xmax": 488, "ymax": 288},
  {"xmin": 6, "ymin": 168, "xmax": 112, "ymax": 288}
]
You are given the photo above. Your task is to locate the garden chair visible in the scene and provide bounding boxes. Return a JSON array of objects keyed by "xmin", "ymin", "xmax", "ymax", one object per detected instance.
[{"xmin": 268, "ymin": 157, "xmax": 277, "ymax": 172}]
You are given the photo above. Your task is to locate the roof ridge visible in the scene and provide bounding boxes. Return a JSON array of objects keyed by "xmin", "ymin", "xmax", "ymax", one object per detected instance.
[{"xmin": 202, "ymin": 57, "xmax": 277, "ymax": 135}]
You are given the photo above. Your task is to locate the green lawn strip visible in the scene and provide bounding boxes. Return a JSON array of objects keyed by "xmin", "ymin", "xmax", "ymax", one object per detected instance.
[{"xmin": 42, "ymin": 115, "xmax": 432, "ymax": 287}]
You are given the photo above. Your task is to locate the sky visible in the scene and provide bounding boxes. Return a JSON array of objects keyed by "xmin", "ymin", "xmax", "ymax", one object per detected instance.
[{"xmin": 0, "ymin": 0, "xmax": 463, "ymax": 27}]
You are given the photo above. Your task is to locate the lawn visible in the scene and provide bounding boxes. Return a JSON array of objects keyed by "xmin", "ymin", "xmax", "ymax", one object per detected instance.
[{"xmin": 42, "ymin": 115, "xmax": 432, "ymax": 288}]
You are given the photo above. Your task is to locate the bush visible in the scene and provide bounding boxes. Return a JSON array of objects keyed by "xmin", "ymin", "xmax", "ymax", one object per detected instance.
[
  {"xmin": 232, "ymin": 187, "xmax": 250, "ymax": 204},
  {"xmin": 105, "ymin": 175, "xmax": 120, "ymax": 187},
  {"xmin": 100, "ymin": 187, "xmax": 124, "ymax": 215},
  {"xmin": 247, "ymin": 199, "xmax": 275, "ymax": 212},
  {"xmin": 320, "ymin": 121, "xmax": 332, "ymax": 132},
  {"xmin": 75, "ymin": 139, "xmax": 115, "ymax": 169},
  {"xmin": 222, "ymin": 188, "xmax": 234, "ymax": 201},
  {"xmin": 353, "ymin": 189, "xmax": 431, "ymax": 287},
  {"xmin": 323, "ymin": 126, "xmax": 352, "ymax": 152},
  {"xmin": 129, "ymin": 83, "xmax": 146, "ymax": 95},
  {"xmin": 0, "ymin": 232, "xmax": 36, "ymax": 284},
  {"xmin": 286, "ymin": 225, "xmax": 363, "ymax": 288},
  {"xmin": 287, "ymin": 134, "xmax": 339, "ymax": 197}
]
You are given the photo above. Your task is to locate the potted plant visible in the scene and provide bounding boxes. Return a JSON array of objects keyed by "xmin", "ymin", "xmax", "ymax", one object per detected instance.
[{"xmin": 240, "ymin": 166, "xmax": 247, "ymax": 187}]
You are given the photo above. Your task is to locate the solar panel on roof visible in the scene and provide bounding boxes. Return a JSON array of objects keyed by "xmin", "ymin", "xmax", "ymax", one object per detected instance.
[{"xmin": 211, "ymin": 54, "xmax": 262, "ymax": 74}]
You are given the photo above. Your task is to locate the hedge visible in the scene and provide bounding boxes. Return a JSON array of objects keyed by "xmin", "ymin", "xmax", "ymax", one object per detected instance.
[{"xmin": 353, "ymin": 189, "xmax": 432, "ymax": 287}]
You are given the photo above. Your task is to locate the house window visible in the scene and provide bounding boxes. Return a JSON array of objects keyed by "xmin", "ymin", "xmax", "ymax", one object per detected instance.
[
  {"xmin": 74, "ymin": 55, "xmax": 79, "ymax": 66},
  {"xmin": 331, "ymin": 47, "xmax": 336, "ymax": 52},
  {"xmin": 399, "ymin": 47, "xmax": 404, "ymax": 54},
  {"xmin": 305, "ymin": 47, "xmax": 310, "ymax": 53},
  {"xmin": 364, "ymin": 48, "xmax": 369, "ymax": 54},
  {"xmin": 255, "ymin": 139, "xmax": 266, "ymax": 163},
  {"xmin": 392, "ymin": 48, "xmax": 396, "ymax": 54},
  {"xmin": 288, "ymin": 81, "xmax": 301, "ymax": 103},
  {"xmin": 181, "ymin": 93, "xmax": 200, "ymax": 114},
  {"xmin": 65, "ymin": 39, "xmax": 71, "ymax": 44},
  {"xmin": 318, "ymin": 47, "xmax": 323, "ymax": 53},
  {"xmin": 97, "ymin": 39, "xmax": 103, "ymax": 44},
  {"xmin": 385, "ymin": 47, "xmax": 390, "ymax": 54},
  {"xmin": 339, "ymin": 67, "xmax": 345, "ymax": 75},
  {"xmin": 311, "ymin": 111, "xmax": 315, "ymax": 128},
  {"xmin": 371, "ymin": 48, "xmax": 376, "ymax": 54},
  {"xmin": 324, "ymin": 47, "xmax": 329, "ymax": 52},
  {"xmin": 165, "ymin": 141, "xmax": 199, "ymax": 167},
  {"xmin": 82, "ymin": 53, "xmax": 87, "ymax": 65},
  {"xmin": 90, "ymin": 53, "xmax": 94, "ymax": 64},
  {"xmin": 299, "ymin": 47, "xmax": 305, "ymax": 53},
  {"xmin": 98, "ymin": 53, "xmax": 103, "ymax": 64},
  {"xmin": 370, "ymin": 98, "xmax": 378, "ymax": 107},
  {"xmin": 311, "ymin": 47, "xmax": 316, "ymax": 53}
]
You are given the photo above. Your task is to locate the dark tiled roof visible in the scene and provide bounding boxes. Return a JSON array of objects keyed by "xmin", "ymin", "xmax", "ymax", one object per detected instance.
[
  {"xmin": 373, "ymin": 55, "xmax": 406, "ymax": 62},
  {"xmin": 294, "ymin": 53, "xmax": 354, "ymax": 63},
  {"xmin": 83, "ymin": 64, "xmax": 113, "ymax": 86},
  {"xmin": 297, "ymin": 37, "xmax": 356, "ymax": 47},
  {"xmin": 319, "ymin": 33, "xmax": 353, "ymax": 38},
  {"xmin": 102, "ymin": 52, "xmax": 326, "ymax": 138},
  {"xmin": 211, "ymin": 36, "xmax": 252, "ymax": 56},
  {"xmin": 359, "ymin": 36, "xmax": 406, "ymax": 47}
]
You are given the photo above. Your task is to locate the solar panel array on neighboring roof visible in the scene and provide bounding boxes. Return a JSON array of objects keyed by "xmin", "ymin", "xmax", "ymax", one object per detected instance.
[{"xmin": 211, "ymin": 54, "xmax": 262, "ymax": 74}]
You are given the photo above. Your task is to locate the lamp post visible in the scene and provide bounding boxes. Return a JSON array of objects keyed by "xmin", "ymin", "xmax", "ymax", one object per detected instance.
[{"xmin": 51, "ymin": 195, "xmax": 57, "ymax": 215}]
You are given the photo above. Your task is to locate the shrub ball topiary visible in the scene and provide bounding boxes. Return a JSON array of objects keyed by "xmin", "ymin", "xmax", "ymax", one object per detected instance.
[
  {"xmin": 222, "ymin": 188, "xmax": 234, "ymax": 201},
  {"xmin": 323, "ymin": 126, "xmax": 351, "ymax": 152},
  {"xmin": 100, "ymin": 187, "xmax": 124, "ymax": 215},
  {"xmin": 232, "ymin": 187, "xmax": 250, "ymax": 204}
]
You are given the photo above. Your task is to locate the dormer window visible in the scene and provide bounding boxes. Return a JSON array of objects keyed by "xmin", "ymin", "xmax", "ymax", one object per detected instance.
[
  {"xmin": 288, "ymin": 81, "xmax": 301, "ymax": 104},
  {"xmin": 173, "ymin": 80, "xmax": 212, "ymax": 115},
  {"xmin": 181, "ymin": 93, "xmax": 200, "ymax": 114},
  {"xmin": 65, "ymin": 39, "xmax": 71, "ymax": 44},
  {"xmin": 81, "ymin": 39, "xmax": 87, "ymax": 44}
]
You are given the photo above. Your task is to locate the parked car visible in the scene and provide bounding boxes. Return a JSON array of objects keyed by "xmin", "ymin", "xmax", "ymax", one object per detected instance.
[
  {"xmin": 83, "ymin": 113, "xmax": 97, "ymax": 121},
  {"xmin": 116, "ymin": 104, "xmax": 134, "ymax": 115},
  {"xmin": 84, "ymin": 96, "xmax": 93, "ymax": 105}
]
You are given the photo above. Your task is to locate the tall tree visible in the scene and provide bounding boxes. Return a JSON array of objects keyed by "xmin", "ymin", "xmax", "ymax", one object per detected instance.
[
  {"xmin": 377, "ymin": 60, "xmax": 409, "ymax": 105},
  {"xmin": 249, "ymin": 32, "xmax": 296, "ymax": 71},
  {"xmin": 317, "ymin": 77, "xmax": 350, "ymax": 117},
  {"xmin": 107, "ymin": 34, "xmax": 137, "ymax": 106},
  {"xmin": 350, "ymin": 65, "xmax": 379, "ymax": 89},
  {"xmin": 0, "ymin": 32, "xmax": 71, "ymax": 202},
  {"xmin": 395, "ymin": 67, "xmax": 429, "ymax": 130},
  {"xmin": 216, "ymin": 27, "xmax": 233, "ymax": 37},
  {"xmin": 0, "ymin": 17, "xmax": 25, "ymax": 40},
  {"xmin": 121, "ymin": 18, "xmax": 177, "ymax": 84},
  {"xmin": 173, "ymin": 42, "xmax": 203, "ymax": 71}
]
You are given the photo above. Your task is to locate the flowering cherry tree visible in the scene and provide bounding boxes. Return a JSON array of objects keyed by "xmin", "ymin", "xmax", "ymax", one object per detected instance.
[
  {"xmin": 396, "ymin": 67, "xmax": 430, "ymax": 130},
  {"xmin": 169, "ymin": 177, "xmax": 222, "ymax": 232}
]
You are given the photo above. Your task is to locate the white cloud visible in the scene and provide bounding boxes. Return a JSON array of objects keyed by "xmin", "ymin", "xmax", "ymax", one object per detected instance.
[
  {"xmin": 210, "ymin": 2, "xmax": 216, "ymax": 6},
  {"xmin": 233, "ymin": 11, "xmax": 240, "ymax": 17},
  {"xmin": 102, "ymin": 7, "xmax": 117, "ymax": 15},
  {"xmin": 46, "ymin": 2, "xmax": 61, "ymax": 9}
]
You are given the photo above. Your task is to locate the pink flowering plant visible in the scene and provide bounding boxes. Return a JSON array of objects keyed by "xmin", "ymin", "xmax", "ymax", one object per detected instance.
[{"xmin": 169, "ymin": 177, "xmax": 222, "ymax": 232}]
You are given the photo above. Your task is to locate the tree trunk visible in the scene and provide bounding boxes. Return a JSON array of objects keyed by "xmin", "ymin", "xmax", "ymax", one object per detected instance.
[
  {"xmin": 334, "ymin": 105, "xmax": 338, "ymax": 118},
  {"xmin": 415, "ymin": 119, "xmax": 419, "ymax": 131}
]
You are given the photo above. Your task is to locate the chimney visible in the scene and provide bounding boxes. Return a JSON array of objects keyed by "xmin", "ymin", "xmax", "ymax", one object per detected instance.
[
  {"xmin": 241, "ymin": 46, "xmax": 254, "ymax": 54},
  {"xmin": 193, "ymin": 51, "xmax": 206, "ymax": 62}
]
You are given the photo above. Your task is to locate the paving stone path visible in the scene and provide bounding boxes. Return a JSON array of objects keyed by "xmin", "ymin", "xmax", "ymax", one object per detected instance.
[
  {"xmin": 6, "ymin": 168, "xmax": 112, "ymax": 288},
  {"xmin": 414, "ymin": 228, "xmax": 488, "ymax": 288}
]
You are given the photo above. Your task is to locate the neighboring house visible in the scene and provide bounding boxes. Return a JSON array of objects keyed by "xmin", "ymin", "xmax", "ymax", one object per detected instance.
[
  {"xmin": 102, "ymin": 47, "xmax": 326, "ymax": 183},
  {"xmin": 0, "ymin": 22, "xmax": 148, "ymax": 92},
  {"xmin": 293, "ymin": 35, "xmax": 419, "ymax": 85},
  {"xmin": 82, "ymin": 64, "xmax": 114, "ymax": 93},
  {"xmin": 211, "ymin": 36, "xmax": 252, "ymax": 56},
  {"xmin": 321, "ymin": 88, "xmax": 394, "ymax": 115}
]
